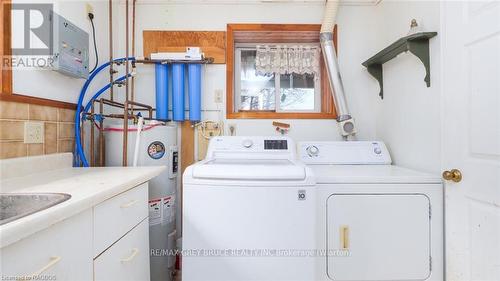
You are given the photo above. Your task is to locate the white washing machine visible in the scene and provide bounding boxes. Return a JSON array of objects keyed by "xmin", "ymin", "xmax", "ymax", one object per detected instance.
[
  {"xmin": 299, "ymin": 141, "xmax": 444, "ymax": 281},
  {"xmin": 183, "ymin": 136, "xmax": 316, "ymax": 281}
]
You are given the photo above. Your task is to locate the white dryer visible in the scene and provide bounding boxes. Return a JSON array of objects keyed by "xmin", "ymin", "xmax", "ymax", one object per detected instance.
[
  {"xmin": 183, "ymin": 136, "xmax": 316, "ymax": 281},
  {"xmin": 299, "ymin": 141, "xmax": 444, "ymax": 281}
]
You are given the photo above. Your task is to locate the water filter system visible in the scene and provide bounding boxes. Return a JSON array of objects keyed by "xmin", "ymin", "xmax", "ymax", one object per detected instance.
[
  {"xmin": 172, "ymin": 64, "xmax": 185, "ymax": 121},
  {"xmin": 188, "ymin": 64, "xmax": 202, "ymax": 122},
  {"xmin": 155, "ymin": 64, "xmax": 169, "ymax": 121},
  {"xmin": 154, "ymin": 61, "xmax": 203, "ymax": 122}
]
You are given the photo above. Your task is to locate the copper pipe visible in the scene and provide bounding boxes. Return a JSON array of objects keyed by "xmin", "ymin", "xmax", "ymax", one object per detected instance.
[
  {"xmin": 122, "ymin": 0, "xmax": 130, "ymax": 167},
  {"xmin": 123, "ymin": 101, "xmax": 129, "ymax": 166},
  {"xmin": 134, "ymin": 58, "xmax": 214, "ymax": 65},
  {"xmin": 127, "ymin": 100, "xmax": 152, "ymax": 109},
  {"xmin": 108, "ymin": 113, "xmax": 137, "ymax": 121},
  {"xmin": 99, "ymin": 98, "xmax": 152, "ymax": 111},
  {"xmin": 90, "ymin": 102, "xmax": 95, "ymax": 166},
  {"xmin": 86, "ymin": 113, "xmax": 156, "ymax": 122},
  {"xmin": 126, "ymin": 100, "xmax": 153, "ymax": 120},
  {"xmin": 99, "ymin": 99, "xmax": 104, "ymax": 167},
  {"xmin": 101, "ymin": 98, "xmax": 125, "ymax": 108},
  {"xmin": 80, "ymin": 119, "xmax": 85, "ymax": 167},
  {"xmin": 131, "ymin": 0, "xmax": 136, "ymax": 105},
  {"xmin": 109, "ymin": 0, "xmax": 114, "ymax": 101}
]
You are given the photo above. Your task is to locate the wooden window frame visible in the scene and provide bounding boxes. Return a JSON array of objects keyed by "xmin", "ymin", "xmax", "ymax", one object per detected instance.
[
  {"xmin": 226, "ymin": 23, "xmax": 337, "ymax": 119},
  {"xmin": 0, "ymin": 0, "xmax": 76, "ymax": 109}
]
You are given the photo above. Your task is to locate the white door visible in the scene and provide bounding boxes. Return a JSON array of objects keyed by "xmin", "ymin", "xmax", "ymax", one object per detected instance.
[
  {"xmin": 327, "ymin": 194, "xmax": 431, "ymax": 281},
  {"xmin": 442, "ymin": 1, "xmax": 500, "ymax": 281}
]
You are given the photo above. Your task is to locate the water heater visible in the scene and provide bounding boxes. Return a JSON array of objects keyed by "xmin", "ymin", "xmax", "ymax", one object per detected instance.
[{"xmin": 105, "ymin": 123, "xmax": 178, "ymax": 281}]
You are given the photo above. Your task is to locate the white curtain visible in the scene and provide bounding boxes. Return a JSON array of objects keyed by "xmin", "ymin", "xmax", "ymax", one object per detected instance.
[{"xmin": 255, "ymin": 45, "xmax": 321, "ymax": 79}]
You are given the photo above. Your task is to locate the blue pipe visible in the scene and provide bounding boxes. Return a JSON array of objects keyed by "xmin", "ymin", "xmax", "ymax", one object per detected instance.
[
  {"xmin": 75, "ymin": 57, "xmax": 135, "ymax": 167},
  {"xmin": 83, "ymin": 74, "xmax": 131, "ymax": 113}
]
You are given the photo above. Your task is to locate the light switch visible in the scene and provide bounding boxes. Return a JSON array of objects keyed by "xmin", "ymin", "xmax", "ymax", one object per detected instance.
[{"xmin": 214, "ymin": 89, "xmax": 223, "ymax": 104}]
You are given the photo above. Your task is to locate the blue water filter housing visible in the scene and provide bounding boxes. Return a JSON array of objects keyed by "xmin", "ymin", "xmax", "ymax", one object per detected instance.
[
  {"xmin": 154, "ymin": 63, "xmax": 169, "ymax": 120},
  {"xmin": 172, "ymin": 64, "xmax": 185, "ymax": 121},
  {"xmin": 188, "ymin": 64, "xmax": 202, "ymax": 122}
]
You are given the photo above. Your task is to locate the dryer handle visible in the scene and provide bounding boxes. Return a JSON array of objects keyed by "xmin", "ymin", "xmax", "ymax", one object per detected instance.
[{"xmin": 340, "ymin": 225, "xmax": 350, "ymax": 249}]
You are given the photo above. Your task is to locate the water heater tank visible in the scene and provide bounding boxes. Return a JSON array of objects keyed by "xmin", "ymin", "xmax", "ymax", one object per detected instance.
[{"xmin": 105, "ymin": 123, "xmax": 178, "ymax": 281}]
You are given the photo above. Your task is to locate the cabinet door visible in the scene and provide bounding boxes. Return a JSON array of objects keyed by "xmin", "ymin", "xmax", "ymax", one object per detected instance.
[
  {"xmin": 94, "ymin": 218, "xmax": 150, "ymax": 281},
  {"xmin": 1, "ymin": 210, "xmax": 93, "ymax": 281},
  {"xmin": 327, "ymin": 194, "xmax": 431, "ymax": 281},
  {"xmin": 94, "ymin": 183, "xmax": 148, "ymax": 256}
]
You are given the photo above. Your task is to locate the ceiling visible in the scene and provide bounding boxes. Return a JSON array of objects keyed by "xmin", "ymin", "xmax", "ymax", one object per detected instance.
[{"xmin": 135, "ymin": 0, "xmax": 383, "ymax": 6}]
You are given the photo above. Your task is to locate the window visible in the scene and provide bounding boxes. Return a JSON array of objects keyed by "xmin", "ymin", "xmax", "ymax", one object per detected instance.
[
  {"xmin": 226, "ymin": 24, "xmax": 337, "ymax": 119},
  {"xmin": 235, "ymin": 46, "xmax": 321, "ymax": 113}
]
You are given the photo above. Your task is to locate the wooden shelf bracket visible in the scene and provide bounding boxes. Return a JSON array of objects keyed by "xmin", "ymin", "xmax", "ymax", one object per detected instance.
[{"xmin": 362, "ymin": 32, "xmax": 438, "ymax": 99}]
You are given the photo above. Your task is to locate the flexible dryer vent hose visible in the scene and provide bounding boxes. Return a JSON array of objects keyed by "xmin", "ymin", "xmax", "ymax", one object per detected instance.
[
  {"xmin": 321, "ymin": 0, "xmax": 339, "ymax": 33},
  {"xmin": 320, "ymin": 0, "xmax": 357, "ymax": 137}
]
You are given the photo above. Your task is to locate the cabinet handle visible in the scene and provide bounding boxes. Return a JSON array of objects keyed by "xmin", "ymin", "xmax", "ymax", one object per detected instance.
[
  {"xmin": 120, "ymin": 199, "xmax": 138, "ymax": 208},
  {"xmin": 340, "ymin": 225, "xmax": 350, "ymax": 249},
  {"xmin": 28, "ymin": 256, "xmax": 61, "ymax": 277},
  {"xmin": 121, "ymin": 248, "xmax": 139, "ymax": 263}
]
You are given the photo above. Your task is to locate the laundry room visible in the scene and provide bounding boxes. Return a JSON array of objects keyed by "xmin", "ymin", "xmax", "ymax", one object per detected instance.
[{"xmin": 0, "ymin": 0, "xmax": 498, "ymax": 281}]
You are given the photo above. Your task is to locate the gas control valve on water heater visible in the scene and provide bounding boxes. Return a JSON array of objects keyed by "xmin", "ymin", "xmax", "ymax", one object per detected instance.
[{"xmin": 105, "ymin": 123, "xmax": 179, "ymax": 281}]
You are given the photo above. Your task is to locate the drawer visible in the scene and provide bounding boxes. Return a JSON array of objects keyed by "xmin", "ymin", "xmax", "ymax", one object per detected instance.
[
  {"xmin": 94, "ymin": 218, "xmax": 150, "ymax": 281},
  {"xmin": 94, "ymin": 183, "xmax": 148, "ymax": 256},
  {"xmin": 1, "ymin": 209, "xmax": 93, "ymax": 281}
]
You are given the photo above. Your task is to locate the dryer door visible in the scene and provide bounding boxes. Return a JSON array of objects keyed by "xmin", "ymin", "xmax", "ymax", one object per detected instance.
[{"xmin": 326, "ymin": 194, "xmax": 431, "ymax": 281}]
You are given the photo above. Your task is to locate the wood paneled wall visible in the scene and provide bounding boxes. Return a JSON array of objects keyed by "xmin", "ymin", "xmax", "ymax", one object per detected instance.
[{"xmin": 143, "ymin": 31, "xmax": 226, "ymax": 63}]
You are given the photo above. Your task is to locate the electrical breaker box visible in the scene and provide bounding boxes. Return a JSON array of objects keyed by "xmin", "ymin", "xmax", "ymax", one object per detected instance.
[{"xmin": 50, "ymin": 12, "xmax": 89, "ymax": 79}]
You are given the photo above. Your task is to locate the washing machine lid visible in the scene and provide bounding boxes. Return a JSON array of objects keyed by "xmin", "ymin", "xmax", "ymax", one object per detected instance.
[
  {"xmin": 190, "ymin": 136, "xmax": 309, "ymax": 181},
  {"xmin": 310, "ymin": 165, "xmax": 441, "ymax": 184},
  {"xmin": 191, "ymin": 159, "xmax": 307, "ymax": 181}
]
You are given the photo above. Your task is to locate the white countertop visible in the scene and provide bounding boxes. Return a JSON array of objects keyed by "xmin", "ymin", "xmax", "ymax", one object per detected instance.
[{"xmin": 0, "ymin": 154, "xmax": 165, "ymax": 248}]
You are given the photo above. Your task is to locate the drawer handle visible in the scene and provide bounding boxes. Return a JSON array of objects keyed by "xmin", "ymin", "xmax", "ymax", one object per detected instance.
[
  {"xmin": 121, "ymin": 248, "xmax": 139, "ymax": 263},
  {"xmin": 340, "ymin": 225, "xmax": 350, "ymax": 249},
  {"xmin": 29, "ymin": 256, "xmax": 61, "ymax": 277},
  {"xmin": 120, "ymin": 199, "xmax": 138, "ymax": 208}
]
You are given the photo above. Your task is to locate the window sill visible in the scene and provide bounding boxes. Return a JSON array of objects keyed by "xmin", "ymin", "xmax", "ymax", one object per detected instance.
[{"xmin": 227, "ymin": 112, "xmax": 337, "ymax": 119}]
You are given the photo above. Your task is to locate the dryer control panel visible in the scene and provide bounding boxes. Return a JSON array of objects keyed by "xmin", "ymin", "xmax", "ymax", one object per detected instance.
[
  {"xmin": 299, "ymin": 141, "xmax": 392, "ymax": 165},
  {"xmin": 206, "ymin": 136, "xmax": 296, "ymax": 160}
]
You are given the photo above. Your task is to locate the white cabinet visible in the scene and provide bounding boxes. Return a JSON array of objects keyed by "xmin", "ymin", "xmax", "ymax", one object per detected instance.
[
  {"xmin": 94, "ymin": 218, "xmax": 151, "ymax": 281},
  {"xmin": 93, "ymin": 182, "xmax": 150, "ymax": 281},
  {"xmin": 1, "ymin": 209, "xmax": 93, "ymax": 281},
  {"xmin": 1, "ymin": 182, "xmax": 151, "ymax": 281},
  {"xmin": 94, "ymin": 183, "xmax": 149, "ymax": 256}
]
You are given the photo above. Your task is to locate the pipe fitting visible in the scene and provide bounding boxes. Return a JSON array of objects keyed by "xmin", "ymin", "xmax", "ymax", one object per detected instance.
[{"xmin": 320, "ymin": 33, "xmax": 334, "ymax": 41}]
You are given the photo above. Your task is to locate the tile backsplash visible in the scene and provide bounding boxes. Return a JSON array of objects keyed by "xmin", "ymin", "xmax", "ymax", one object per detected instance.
[{"xmin": 0, "ymin": 100, "xmax": 75, "ymax": 159}]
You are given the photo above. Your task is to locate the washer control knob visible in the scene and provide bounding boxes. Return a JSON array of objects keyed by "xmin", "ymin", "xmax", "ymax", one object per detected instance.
[
  {"xmin": 306, "ymin": 145, "xmax": 319, "ymax": 157},
  {"xmin": 242, "ymin": 139, "xmax": 253, "ymax": 148},
  {"xmin": 374, "ymin": 147, "xmax": 382, "ymax": 154}
]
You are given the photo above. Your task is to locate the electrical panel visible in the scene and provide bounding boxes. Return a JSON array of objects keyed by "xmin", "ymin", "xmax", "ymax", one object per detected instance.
[{"xmin": 50, "ymin": 12, "xmax": 89, "ymax": 79}]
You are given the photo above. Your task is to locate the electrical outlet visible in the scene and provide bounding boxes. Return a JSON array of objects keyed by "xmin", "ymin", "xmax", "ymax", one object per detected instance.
[
  {"xmin": 214, "ymin": 89, "xmax": 223, "ymax": 104},
  {"xmin": 24, "ymin": 122, "xmax": 44, "ymax": 144},
  {"xmin": 228, "ymin": 124, "xmax": 236, "ymax": 136},
  {"xmin": 86, "ymin": 3, "xmax": 94, "ymax": 15}
]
